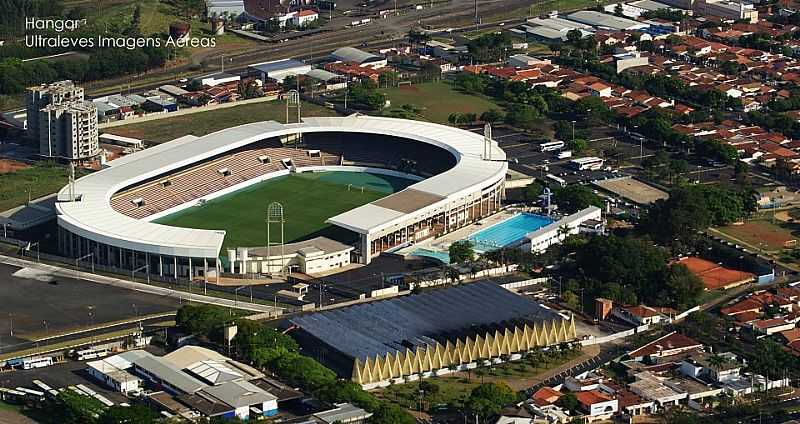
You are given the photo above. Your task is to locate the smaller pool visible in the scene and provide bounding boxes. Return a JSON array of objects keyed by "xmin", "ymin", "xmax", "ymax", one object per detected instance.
[
  {"xmin": 468, "ymin": 213, "xmax": 553, "ymax": 252},
  {"xmin": 410, "ymin": 248, "xmax": 451, "ymax": 264}
]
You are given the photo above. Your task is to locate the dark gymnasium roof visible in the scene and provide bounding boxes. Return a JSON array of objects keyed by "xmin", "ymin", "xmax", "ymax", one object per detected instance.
[{"xmin": 289, "ymin": 282, "xmax": 561, "ymax": 360}]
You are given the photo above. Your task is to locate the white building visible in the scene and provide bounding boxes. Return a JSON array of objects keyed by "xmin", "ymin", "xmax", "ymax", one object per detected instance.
[
  {"xmin": 614, "ymin": 51, "xmax": 649, "ymax": 73},
  {"xmin": 206, "ymin": 0, "xmax": 245, "ymax": 17},
  {"xmin": 575, "ymin": 390, "xmax": 618, "ymax": 422},
  {"xmin": 248, "ymin": 59, "xmax": 312, "ymax": 83},
  {"xmin": 330, "ymin": 47, "xmax": 388, "ymax": 68},
  {"xmin": 294, "ymin": 9, "xmax": 319, "ymax": 27},
  {"xmin": 227, "ymin": 236, "xmax": 354, "ymax": 275},
  {"xmin": 524, "ymin": 206, "xmax": 603, "ymax": 253},
  {"xmin": 193, "ymin": 72, "xmax": 241, "ymax": 87},
  {"xmin": 86, "ymin": 350, "xmax": 148, "ymax": 394},
  {"xmin": 695, "ymin": 0, "xmax": 758, "ymax": 22},
  {"xmin": 566, "ymin": 10, "xmax": 650, "ymax": 31}
]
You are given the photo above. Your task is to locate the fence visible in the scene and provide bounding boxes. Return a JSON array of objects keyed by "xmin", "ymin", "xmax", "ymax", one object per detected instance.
[{"xmin": 579, "ymin": 324, "xmax": 650, "ymax": 347}]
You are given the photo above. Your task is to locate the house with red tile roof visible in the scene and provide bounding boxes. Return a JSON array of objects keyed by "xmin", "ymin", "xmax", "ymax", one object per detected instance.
[
  {"xmin": 574, "ymin": 390, "xmax": 618, "ymax": 422},
  {"xmin": 628, "ymin": 332, "xmax": 703, "ymax": 361}
]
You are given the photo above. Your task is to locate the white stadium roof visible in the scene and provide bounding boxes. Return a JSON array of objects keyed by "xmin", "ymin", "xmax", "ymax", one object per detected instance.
[{"xmin": 56, "ymin": 116, "xmax": 506, "ymax": 259}]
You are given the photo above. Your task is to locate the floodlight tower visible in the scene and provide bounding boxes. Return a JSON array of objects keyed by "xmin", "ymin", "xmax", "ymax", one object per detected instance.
[
  {"xmin": 286, "ymin": 89, "xmax": 302, "ymax": 147},
  {"xmin": 266, "ymin": 202, "xmax": 286, "ymax": 278},
  {"xmin": 483, "ymin": 122, "xmax": 493, "ymax": 160}
]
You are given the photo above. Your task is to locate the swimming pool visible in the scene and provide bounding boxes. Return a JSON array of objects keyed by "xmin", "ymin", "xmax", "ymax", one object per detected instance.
[
  {"xmin": 410, "ymin": 248, "xmax": 451, "ymax": 264},
  {"xmin": 468, "ymin": 213, "xmax": 553, "ymax": 252}
]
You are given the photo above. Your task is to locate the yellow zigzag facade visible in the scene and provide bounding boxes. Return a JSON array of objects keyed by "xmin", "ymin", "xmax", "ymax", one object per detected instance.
[{"xmin": 352, "ymin": 317, "xmax": 577, "ymax": 385}]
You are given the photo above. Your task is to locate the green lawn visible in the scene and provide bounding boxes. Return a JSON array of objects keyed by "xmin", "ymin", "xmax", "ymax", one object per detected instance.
[
  {"xmin": 154, "ymin": 172, "xmax": 414, "ymax": 249},
  {"xmin": 379, "ymin": 82, "xmax": 504, "ymax": 124},
  {"xmin": 106, "ymin": 100, "xmax": 339, "ymax": 143},
  {"xmin": 0, "ymin": 162, "xmax": 71, "ymax": 212}
]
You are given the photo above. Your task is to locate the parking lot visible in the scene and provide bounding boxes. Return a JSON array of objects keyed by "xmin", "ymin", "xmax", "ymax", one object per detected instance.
[{"xmin": 0, "ymin": 263, "xmax": 179, "ymax": 349}]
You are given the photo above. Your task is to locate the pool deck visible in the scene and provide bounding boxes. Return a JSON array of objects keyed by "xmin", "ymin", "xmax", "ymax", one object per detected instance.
[{"xmin": 396, "ymin": 208, "xmax": 530, "ymax": 257}]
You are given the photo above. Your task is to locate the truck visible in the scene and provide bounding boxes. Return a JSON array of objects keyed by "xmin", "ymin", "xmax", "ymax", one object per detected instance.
[{"xmin": 556, "ymin": 150, "xmax": 572, "ymax": 159}]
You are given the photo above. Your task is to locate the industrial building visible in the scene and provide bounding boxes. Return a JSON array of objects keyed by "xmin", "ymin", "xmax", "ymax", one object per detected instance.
[
  {"xmin": 87, "ymin": 346, "xmax": 278, "ymax": 420},
  {"xmin": 566, "ymin": 10, "xmax": 651, "ymax": 31},
  {"xmin": 206, "ymin": 0, "xmax": 245, "ymax": 17},
  {"xmin": 26, "ymin": 80, "xmax": 99, "ymax": 160},
  {"xmin": 248, "ymin": 59, "xmax": 312, "ymax": 83},
  {"xmin": 330, "ymin": 47, "xmax": 387, "ymax": 68},
  {"xmin": 289, "ymin": 282, "xmax": 577, "ymax": 388}
]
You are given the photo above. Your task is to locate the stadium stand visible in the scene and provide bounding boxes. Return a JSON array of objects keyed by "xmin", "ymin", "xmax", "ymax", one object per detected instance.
[{"xmin": 111, "ymin": 140, "xmax": 342, "ymax": 219}]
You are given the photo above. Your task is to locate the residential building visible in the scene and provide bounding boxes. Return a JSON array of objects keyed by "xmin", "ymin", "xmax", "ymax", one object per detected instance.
[
  {"xmin": 574, "ymin": 390, "xmax": 618, "ymax": 422},
  {"xmin": 38, "ymin": 101, "xmax": 99, "ymax": 160},
  {"xmin": 26, "ymin": 80, "xmax": 99, "ymax": 160}
]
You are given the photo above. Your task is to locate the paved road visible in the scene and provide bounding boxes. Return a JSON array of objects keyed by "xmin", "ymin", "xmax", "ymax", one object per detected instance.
[{"xmin": 0, "ymin": 255, "xmax": 283, "ymax": 315}]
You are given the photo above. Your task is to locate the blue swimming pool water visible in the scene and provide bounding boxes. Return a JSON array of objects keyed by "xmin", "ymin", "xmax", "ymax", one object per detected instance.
[
  {"xmin": 410, "ymin": 248, "xmax": 451, "ymax": 264},
  {"xmin": 468, "ymin": 213, "xmax": 553, "ymax": 252}
]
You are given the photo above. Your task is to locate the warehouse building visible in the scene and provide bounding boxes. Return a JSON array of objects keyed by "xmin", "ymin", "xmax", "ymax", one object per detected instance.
[
  {"xmin": 87, "ymin": 346, "xmax": 278, "ymax": 420},
  {"xmin": 566, "ymin": 10, "xmax": 651, "ymax": 31},
  {"xmin": 330, "ymin": 47, "xmax": 387, "ymax": 68},
  {"xmin": 289, "ymin": 282, "xmax": 578, "ymax": 388},
  {"xmin": 248, "ymin": 59, "xmax": 312, "ymax": 83}
]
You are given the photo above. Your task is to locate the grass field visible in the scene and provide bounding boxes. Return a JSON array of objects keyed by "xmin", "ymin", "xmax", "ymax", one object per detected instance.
[
  {"xmin": 155, "ymin": 171, "xmax": 414, "ymax": 249},
  {"xmin": 716, "ymin": 219, "xmax": 799, "ymax": 252},
  {"xmin": 379, "ymin": 82, "xmax": 504, "ymax": 124},
  {"xmin": 0, "ymin": 162, "xmax": 72, "ymax": 212},
  {"xmin": 374, "ymin": 349, "xmax": 582, "ymax": 412},
  {"xmin": 106, "ymin": 100, "xmax": 340, "ymax": 143}
]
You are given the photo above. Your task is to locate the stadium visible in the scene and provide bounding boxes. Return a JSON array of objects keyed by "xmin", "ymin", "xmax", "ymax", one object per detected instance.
[
  {"xmin": 54, "ymin": 116, "xmax": 508, "ymax": 281},
  {"xmin": 288, "ymin": 282, "xmax": 578, "ymax": 388}
]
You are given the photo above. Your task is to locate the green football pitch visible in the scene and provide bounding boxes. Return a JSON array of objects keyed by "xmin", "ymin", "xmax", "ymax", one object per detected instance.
[{"xmin": 154, "ymin": 171, "xmax": 414, "ymax": 249}]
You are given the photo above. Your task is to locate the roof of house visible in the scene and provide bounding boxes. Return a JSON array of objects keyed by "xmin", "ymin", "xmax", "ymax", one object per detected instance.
[
  {"xmin": 628, "ymin": 332, "xmax": 703, "ymax": 358},
  {"xmin": 575, "ymin": 390, "xmax": 614, "ymax": 407}
]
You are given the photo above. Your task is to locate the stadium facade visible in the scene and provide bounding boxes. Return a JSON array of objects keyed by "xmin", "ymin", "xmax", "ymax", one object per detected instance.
[
  {"xmin": 55, "ymin": 116, "xmax": 507, "ymax": 281},
  {"xmin": 289, "ymin": 282, "xmax": 578, "ymax": 388}
]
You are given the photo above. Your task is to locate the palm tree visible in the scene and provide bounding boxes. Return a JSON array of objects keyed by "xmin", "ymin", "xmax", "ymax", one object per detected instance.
[
  {"xmin": 557, "ymin": 224, "xmax": 571, "ymax": 240},
  {"xmin": 708, "ymin": 354, "xmax": 726, "ymax": 381}
]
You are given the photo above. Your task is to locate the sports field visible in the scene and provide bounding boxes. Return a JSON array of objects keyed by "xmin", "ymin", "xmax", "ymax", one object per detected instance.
[
  {"xmin": 716, "ymin": 219, "xmax": 799, "ymax": 252},
  {"xmin": 154, "ymin": 171, "xmax": 414, "ymax": 249}
]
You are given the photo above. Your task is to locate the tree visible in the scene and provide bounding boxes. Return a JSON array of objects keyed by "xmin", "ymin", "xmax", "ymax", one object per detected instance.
[
  {"xmin": 661, "ymin": 263, "xmax": 704, "ymax": 309},
  {"xmin": 554, "ymin": 185, "xmax": 602, "ymax": 214},
  {"xmin": 562, "ymin": 290, "xmax": 580, "ymax": 310},
  {"xmin": 131, "ymin": 5, "xmax": 142, "ymax": 34},
  {"xmin": 749, "ymin": 339, "xmax": 796, "ymax": 381},
  {"xmin": 54, "ymin": 390, "xmax": 105, "ymax": 424},
  {"xmin": 524, "ymin": 181, "xmax": 544, "ymax": 203},
  {"xmin": 98, "ymin": 405, "xmax": 157, "ymax": 424},
  {"xmin": 556, "ymin": 392, "xmax": 579, "ymax": 413},
  {"xmin": 504, "ymin": 105, "xmax": 541, "ymax": 130},
  {"xmin": 449, "ymin": 240, "xmax": 474, "ymax": 264},
  {"xmin": 369, "ymin": 404, "xmax": 415, "ymax": 424},
  {"xmin": 454, "ymin": 73, "xmax": 487, "ymax": 94},
  {"xmin": 566, "ymin": 29, "xmax": 583, "ymax": 45},
  {"xmin": 466, "ymin": 383, "xmax": 516, "ymax": 421},
  {"xmin": 480, "ymin": 109, "xmax": 504, "ymax": 123},
  {"xmin": 614, "ymin": 3, "xmax": 624, "ymax": 16},
  {"xmin": 567, "ymin": 138, "xmax": 588, "ymax": 152},
  {"xmin": 186, "ymin": 79, "xmax": 203, "ymax": 91}
]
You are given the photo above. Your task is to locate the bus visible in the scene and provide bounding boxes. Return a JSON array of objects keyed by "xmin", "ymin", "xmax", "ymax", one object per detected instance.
[
  {"xmin": 546, "ymin": 173, "xmax": 567, "ymax": 188},
  {"xmin": 71, "ymin": 347, "xmax": 109, "ymax": 361},
  {"xmin": 569, "ymin": 157, "xmax": 605, "ymax": 171},
  {"xmin": 7, "ymin": 357, "xmax": 53, "ymax": 370},
  {"xmin": 538, "ymin": 140, "xmax": 565, "ymax": 152}
]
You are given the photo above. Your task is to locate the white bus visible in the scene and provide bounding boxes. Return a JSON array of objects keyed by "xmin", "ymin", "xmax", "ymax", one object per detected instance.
[
  {"xmin": 538, "ymin": 140, "xmax": 565, "ymax": 152},
  {"xmin": 546, "ymin": 173, "xmax": 567, "ymax": 188},
  {"xmin": 570, "ymin": 157, "xmax": 605, "ymax": 171},
  {"xmin": 72, "ymin": 347, "xmax": 109, "ymax": 361},
  {"xmin": 7, "ymin": 357, "xmax": 53, "ymax": 370}
]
